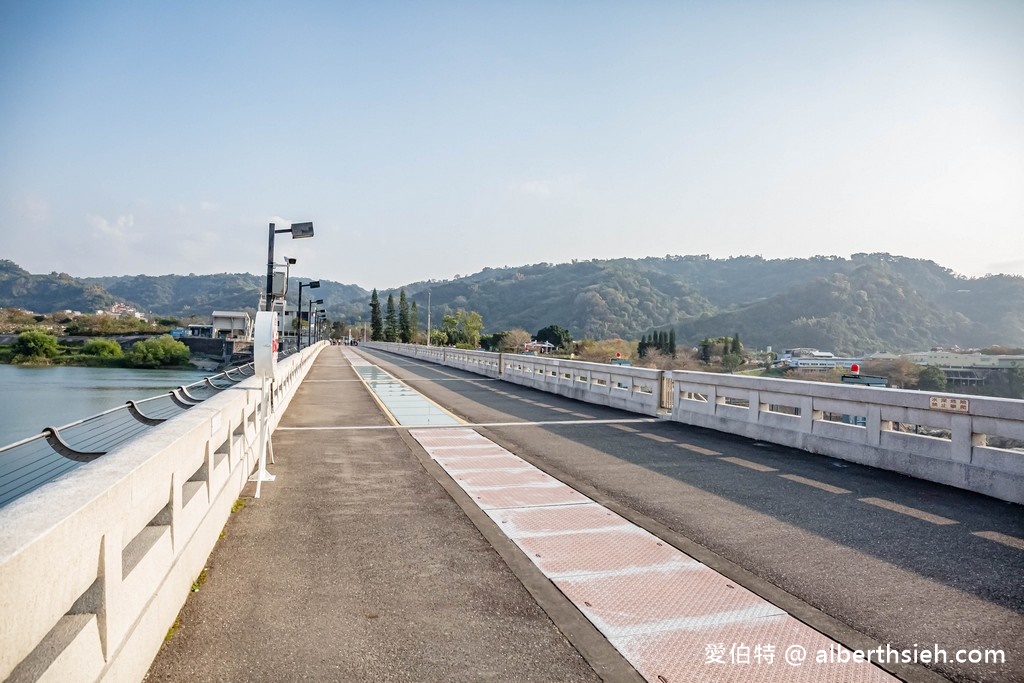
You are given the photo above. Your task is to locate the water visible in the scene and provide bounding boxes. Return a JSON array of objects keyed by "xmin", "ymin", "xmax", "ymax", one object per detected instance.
[{"xmin": 0, "ymin": 365, "xmax": 209, "ymax": 446}]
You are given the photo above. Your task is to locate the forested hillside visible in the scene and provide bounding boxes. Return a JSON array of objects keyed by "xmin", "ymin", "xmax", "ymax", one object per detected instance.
[
  {"xmin": 0, "ymin": 261, "xmax": 368, "ymax": 321},
  {"xmin": 388, "ymin": 254, "xmax": 1024, "ymax": 353},
  {"xmin": 3, "ymin": 253, "xmax": 1023, "ymax": 353},
  {"xmin": 0, "ymin": 260, "xmax": 116, "ymax": 313}
]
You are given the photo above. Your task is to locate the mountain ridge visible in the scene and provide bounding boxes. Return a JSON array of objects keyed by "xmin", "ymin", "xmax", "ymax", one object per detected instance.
[{"xmin": 2, "ymin": 255, "xmax": 1022, "ymax": 354}]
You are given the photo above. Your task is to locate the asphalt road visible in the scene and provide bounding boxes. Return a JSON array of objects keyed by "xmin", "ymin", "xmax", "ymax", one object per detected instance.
[{"xmin": 358, "ymin": 347, "xmax": 1024, "ymax": 683}]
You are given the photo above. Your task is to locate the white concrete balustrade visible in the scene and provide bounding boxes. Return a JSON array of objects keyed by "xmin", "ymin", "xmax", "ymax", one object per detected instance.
[
  {"xmin": 367, "ymin": 342, "xmax": 1024, "ymax": 504},
  {"xmin": 0, "ymin": 343, "xmax": 327, "ymax": 683}
]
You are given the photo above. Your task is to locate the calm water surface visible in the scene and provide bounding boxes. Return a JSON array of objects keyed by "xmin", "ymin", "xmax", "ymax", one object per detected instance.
[{"xmin": 0, "ymin": 364, "xmax": 208, "ymax": 446}]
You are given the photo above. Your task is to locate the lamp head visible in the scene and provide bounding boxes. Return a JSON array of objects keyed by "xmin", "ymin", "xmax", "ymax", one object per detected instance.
[
  {"xmin": 290, "ymin": 222, "xmax": 314, "ymax": 238},
  {"xmin": 309, "ymin": 280, "xmax": 321, "ymax": 288}
]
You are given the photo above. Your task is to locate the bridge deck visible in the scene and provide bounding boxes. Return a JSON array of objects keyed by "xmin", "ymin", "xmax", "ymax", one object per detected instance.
[{"xmin": 147, "ymin": 347, "xmax": 1023, "ymax": 683}]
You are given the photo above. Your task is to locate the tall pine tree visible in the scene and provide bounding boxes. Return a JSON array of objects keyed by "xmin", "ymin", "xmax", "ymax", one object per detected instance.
[
  {"xmin": 410, "ymin": 301, "xmax": 419, "ymax": 341},
  {"xmin": 700, "ymin": 338, "xmax": 712, "ymax": 364},
  {"xmin": 668, "ymin": 329, "xmax": 677, "ymax": 357},
  {"xmin": 369, "ymin": 289, "xmax": 383, "ymax": 341},
  {"xmin": 398, "ymin": 289, "xmax": 412, "ymax": 343},
  {"xmin": 385, "ymin": 294, "xmax": 398, "ymax": 342}
]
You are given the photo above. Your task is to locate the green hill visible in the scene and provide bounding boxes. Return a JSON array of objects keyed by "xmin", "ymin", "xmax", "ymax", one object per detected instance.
[{"xmin": 2, "ymin": 254, "xmax": 1022, "ymax": 353}]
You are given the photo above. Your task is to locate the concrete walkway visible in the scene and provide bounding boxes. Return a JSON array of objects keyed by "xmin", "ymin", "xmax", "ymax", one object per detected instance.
[{"xmin": 145, "ymin": 349, "xmax": 610, "ymax": 682}]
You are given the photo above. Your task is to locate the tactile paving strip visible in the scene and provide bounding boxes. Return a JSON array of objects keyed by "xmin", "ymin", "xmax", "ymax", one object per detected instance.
[{"xmin": 407, "ymin": 420, "xmax": 897, "ymax": 681}]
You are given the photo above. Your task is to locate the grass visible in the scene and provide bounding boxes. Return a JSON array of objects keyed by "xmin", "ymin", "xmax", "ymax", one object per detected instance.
[
  {"xmin": 190, "ymin": 568, "xmax": 209, "ymax": 592},
  {"xmin": 230, "ymin": 498, "xmax": 246, "ymax": 513}
]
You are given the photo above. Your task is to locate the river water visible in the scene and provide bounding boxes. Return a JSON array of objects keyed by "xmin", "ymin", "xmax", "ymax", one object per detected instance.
[{"xmin": 0, "ymin": 364, "xmax": 209, "ymax": 446}]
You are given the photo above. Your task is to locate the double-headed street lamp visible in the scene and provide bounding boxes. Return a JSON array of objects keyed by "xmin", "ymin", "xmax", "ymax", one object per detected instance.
[
  {"xmin": 297, "ymin": 280, "xmax": 320, "ymax": 348},
  {"xmin": 266, "ymin": 222, "xmax": 314, "ymax": 311}
]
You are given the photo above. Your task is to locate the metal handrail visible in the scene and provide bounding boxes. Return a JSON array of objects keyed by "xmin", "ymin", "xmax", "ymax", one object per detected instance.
[{"xmin": 0, "ymin": 361, "xmax": 257, "ymax": 507}]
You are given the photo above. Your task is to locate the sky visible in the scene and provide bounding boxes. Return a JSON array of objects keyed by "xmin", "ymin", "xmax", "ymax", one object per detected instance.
[{"xmin": 1, "ymin": 1, "xmax": 1022, "ymax": 289}]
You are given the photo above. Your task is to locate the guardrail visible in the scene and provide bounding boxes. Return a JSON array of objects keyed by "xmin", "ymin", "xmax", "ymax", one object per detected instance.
[
  {"xmin": 366, "ymin": 342, "xmax": 1024, "ymax": 505},
  {"xmin": 0, "ymin": 359, "xmax": 304, "ymax": 509},
  {"xmin": 0, "ymin": 342, "xmax": 327, "ymax": 683}
]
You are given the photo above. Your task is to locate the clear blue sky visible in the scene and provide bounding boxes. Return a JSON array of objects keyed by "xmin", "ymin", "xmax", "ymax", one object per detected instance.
[{"xmin": 2, "ymin": 1, "xmax": 1022, "ymax": 289}]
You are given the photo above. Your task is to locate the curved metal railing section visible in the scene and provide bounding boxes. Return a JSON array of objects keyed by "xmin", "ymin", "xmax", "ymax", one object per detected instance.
[{"xmin": 0, "ymin": 363, "xmax": 255, "ymax": 508}]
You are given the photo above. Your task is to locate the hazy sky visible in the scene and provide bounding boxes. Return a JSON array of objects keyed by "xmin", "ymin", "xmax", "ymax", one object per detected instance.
[{"xmin": 2, "ymin": 1, "xmax": 1022, "ymax": 289}]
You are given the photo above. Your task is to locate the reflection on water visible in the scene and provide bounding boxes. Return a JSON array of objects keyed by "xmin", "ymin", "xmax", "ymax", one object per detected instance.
[{"xmin": 0, "ymin": 364, "xmax": 208, "ymax": 446}]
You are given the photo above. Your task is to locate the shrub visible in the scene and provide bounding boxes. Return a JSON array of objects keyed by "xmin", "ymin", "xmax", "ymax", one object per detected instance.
[
  {"xmin": 13, "ymin": 328, "xmax": 59, "ymax": 360},
  {"xmin": 126, "ymin": 335, "xmax": 190, "ymax": 368},
  {"xmin": 82, "ymin": 338, "xmax": 124, "ymax": 358}
]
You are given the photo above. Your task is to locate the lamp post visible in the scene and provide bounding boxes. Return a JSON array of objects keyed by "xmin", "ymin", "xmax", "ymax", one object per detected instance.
[
  {"xmin": 308, "ymin": 299, "xmax": 323, "ymax": 348},
  {"xmin": 276, "ymin": 257, "xmax": 297, "ymax": 350},
  {"xmin": 266, "ymin": 221, "xmax": 314, "ymax": 311},
  {"xmin": 426, "ymin": 289, "xmax": 431, "ymax": 347},
  {"xmin": 297, "ymin": 280, "xmax": 320, "ymax": 349}
]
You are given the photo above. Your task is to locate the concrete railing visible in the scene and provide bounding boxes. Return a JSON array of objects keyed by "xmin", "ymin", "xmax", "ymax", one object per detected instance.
[
  {"xmin": 0, "ymin": 342, "xmax": 327, "ymax": 683},
  {"xmin": 667, "ymin": 370, "xmax": 1024, "ymax": 505},
  {"xmin": 365, "ymin": 342, "xmax": 1024, "ymax": 504},
  {"xmin": 373, "ymin": 343, "xmax": 660, "ymax": 415}
]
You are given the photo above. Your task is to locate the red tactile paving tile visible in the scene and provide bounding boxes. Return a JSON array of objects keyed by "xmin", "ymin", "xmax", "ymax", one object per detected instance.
[
  {"xmin": 486, "ymin": 502, "xmax": 634, "ymax": 539},
  {"xmin": 469, "ymin": 484, "xmax": 592, "ymax": 510},
  {"xmin": 611, "ymin": 614, "xmax": 896, "ymax": 683},
  {"xmin": 435, "ymin": 454, "xmax": 529, "ymax": 472},
  {"xmin": 553, "ymin": 566, "xmax": 783, "ymax": 638},
  {"xmin": 514, "ymin": 527, "xmax": 692, "ymax": 578},
  {"xmin": 453, "ymin": 468, "xmax": 558, "ymax": 489}
]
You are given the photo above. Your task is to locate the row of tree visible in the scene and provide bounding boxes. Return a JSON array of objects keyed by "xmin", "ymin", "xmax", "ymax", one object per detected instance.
[
  {"xmin": 369, "ymin": 289, "xmax": 419, "ymax": 343},
  {"xmin": 638, "ymin": 329, "xmax": 677, "ymax": 358}
]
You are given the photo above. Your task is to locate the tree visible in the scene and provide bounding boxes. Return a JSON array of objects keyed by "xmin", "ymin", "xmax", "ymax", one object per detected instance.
[
  {"xmin": 461, "ymin": 310, "xmax": 484, "ymax": 347},
  {"xmin": 125, "ymin": 335, "xmax": 190, "ymax": 368},
  {"xmin": 398, "ymin": 289, "xmax": 412, "ymax": 343},
  {"xmin": 536, "ymin": 324, "xmax": 572, "ymax": 350},
  {"xmin": 731, "ymin": 333, "xmax": 742, "ymax": 355},
  {"xmin": 668, "ymin": 328, "xmax": 677, "ymax": 357},
  {"xmin": 81, "ymin": 338, "xmax": 123, "ymax": 358},
  {"xmin": 410, "ymin": 301, "xmax": 419, "ymax": 340},
  {"xmin": 699, "ymin": 338, "xmax": 712, "ymax": 364},
  {"xmin": 917, "ymin": 365, "xmax": 947, "ymax": 392},
  {"xmin": 722, "ymin": 353, "xmax": 743, "ymax": 373},
  {"xmin": 430, "ymin": 329, "xmax": 448, "ymax": 346},
  {"xmin": 384, "ymin": 294, "xmax": 398, "ymax": 342},
  {"xmin": 369, "ymin": 289, "xmax": 383, "ymax": 341},
  {"xmin": 638, "ymin": 333, "xmax": 650, "ymax": 358},
  {"xmin": 13, "ymin": 328, "xmax": 59, "ymax": 360},
  {"xmin": 501, "ymin": 328, "xmax": 532, "ymax": 353},
  {"xmin": 441, "ymin": 314, "xmax": 459, "ymax": 344}
]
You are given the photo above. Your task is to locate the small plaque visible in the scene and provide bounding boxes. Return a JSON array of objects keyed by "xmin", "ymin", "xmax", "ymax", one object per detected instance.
[{"xmin": 929, "ymin": 396, "xmax": 969, "ymax": 413}]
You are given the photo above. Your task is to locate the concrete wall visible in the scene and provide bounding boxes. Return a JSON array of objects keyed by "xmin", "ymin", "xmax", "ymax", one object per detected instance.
[
  {"xmin": 0, "ymin": 342, "xmax": 327, "ymax": 683},
  {"xmin": 366, "ymin": 342, "xmax": 1024, "ymax": 504}
]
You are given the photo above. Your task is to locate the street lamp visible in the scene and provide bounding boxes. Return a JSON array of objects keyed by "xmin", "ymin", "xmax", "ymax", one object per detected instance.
[
  {"xmin": 297, "ymin": 280, "xmax": 320, "ymax": 349},
  {"xmin": 308, "ymin": 299, "xmax": 323, "ymax": 348},
  {"xmin": 266, "ymin": 221, "xmax": 314, "ymax": 311}
]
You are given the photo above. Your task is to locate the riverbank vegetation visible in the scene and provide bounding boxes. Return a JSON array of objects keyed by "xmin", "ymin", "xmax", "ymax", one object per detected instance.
[{"xmin": 1, "ymin": 328, "xmax": 191, "ymax": 368}]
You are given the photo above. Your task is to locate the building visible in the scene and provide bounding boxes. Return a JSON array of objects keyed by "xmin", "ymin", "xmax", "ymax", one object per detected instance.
[
  {"xmin": 776, "ymin": 349, "xmax": 862, "ymax": 371},
  {"xmin": 903, "ymin": 351, "xmax": 1024, "ymax": 369},
  {"xmin": 524, "ymin": 340, "xmax": 556, "ymax": 354},
  {"xmin": 211, "ymin": 311, "xmax": 252, "ymax": 340}
]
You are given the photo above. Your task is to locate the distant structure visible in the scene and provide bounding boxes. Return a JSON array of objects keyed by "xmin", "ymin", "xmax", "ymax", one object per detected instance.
[
  {"xmin": 903, "ymin": 351, "xmax": 1024, "ymax": 369},
  {"xmin": 211, "ymin": 311, "xmax": 252, "ymax": 340},
  {"xmin": 776, "ymin": 349, "xmax": 861, "ymax": 371},
  {"xmin": 524, "ymin": 340, "xmax": 556, "ymax": 354}
]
